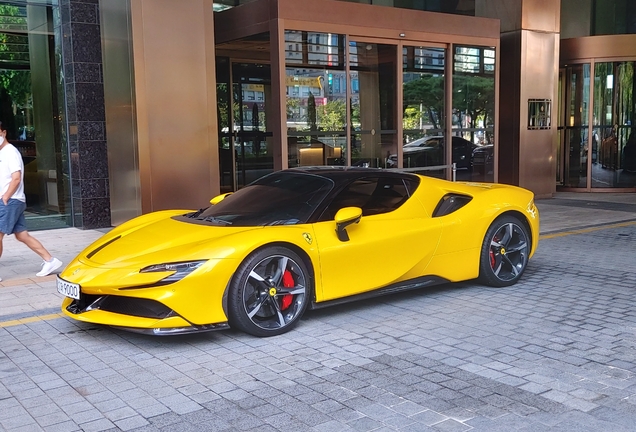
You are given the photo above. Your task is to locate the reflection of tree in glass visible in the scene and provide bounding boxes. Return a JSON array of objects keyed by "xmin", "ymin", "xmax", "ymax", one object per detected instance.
[
  {"xmin": 307, "ymin": 92, "xmax": 317, "ymax": 131},
  {"xmin": 217, "ymin": 83, "xmax": 229, "ymax": 129},
  {"xmin": 0, "ymin": 5, "xmax": 25, "ymax": 29},
  {"xmin": 317, "ymin": 100, "xmax": 346, "ymax": 131},
  {"xmin": 403, "ymin": 75, "xmax": 444, "ymax": 135},
  {"xmin": 286, "ymin": 97, "xmax": 300, "ymax": 120},
  {"xmin": 403, "ymin": 107, "xmax": 421, "ymax": 135},
  {"xmin": 453, "ymin": 75, "xmax": 495, "ymax": 143},
  {"xmin": 618, "ymin": 62, "xmax": 634, "ymax": 127},
  {"xmin": 0, "ymin": 6, "xmax": 32, "ymax": 140}
]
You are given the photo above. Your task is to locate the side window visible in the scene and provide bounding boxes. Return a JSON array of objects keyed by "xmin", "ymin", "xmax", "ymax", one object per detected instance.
[{"xmin": 320, "ymin": 177, "xmax": 410, "ymax": 220}]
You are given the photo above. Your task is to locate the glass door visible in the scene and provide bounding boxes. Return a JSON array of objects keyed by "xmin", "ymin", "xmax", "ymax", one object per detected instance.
[
  {"xmin": 453, "ymin": 45, "xmax": 496, "ymax": 182},
  {"xmin": 349, "ymin": 41, "xmax": 397, "ymax": 168},
  {"xmin": 593, "ymin": 61, "xmax": 636, "ymax": 188},
  {"xmin": 563, "ymin": 64, "xmax": 590, "ymax": 188},
  {"xmin": 233, "ymin": 62, "xmax": 274, "ymax": 189},
  {"xmin": 557, "ymin": 68, "xmax": 565, "ymax": 185},
  {"xmin": 216, "ymin": 57, "xmax": 234, "ymax": 193},
  {"xmin": 401, "ymin": 45, "xmax": 446, "ymax": 176},
  {"xmin": 216, "ymin": 60, "xmax": 275, "ymax": 192},
  {"xmin": 285, "ymin": 31, "xmax": 347, "ymax": 167}
]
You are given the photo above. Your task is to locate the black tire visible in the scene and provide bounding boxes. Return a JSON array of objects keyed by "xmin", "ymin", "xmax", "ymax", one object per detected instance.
[
  {"xmin": 479, "ymin": 215, "xmax": 530, "ymax": 287},
  {"xmin": 227, "ymin": 246, "xmax": 311, "ymax": 337}
]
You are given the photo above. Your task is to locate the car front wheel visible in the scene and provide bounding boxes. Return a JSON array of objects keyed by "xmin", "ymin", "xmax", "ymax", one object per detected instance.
[
  {"xmin": 479, "ymin": 216, "xmax": 530, "ymax": 287},
  {"xmin": 228, "ymin": 246, "xmax": 311, "ymax": 337}
]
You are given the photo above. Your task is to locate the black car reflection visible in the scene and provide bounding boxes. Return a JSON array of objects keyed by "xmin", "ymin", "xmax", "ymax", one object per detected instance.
[
  {"xmin": 472, "ymin": 144, "xmax": 494, "ymax": 175},
  {"xmin": 388, "ymin": 136, "xmax": 477, "ymax": 170}
]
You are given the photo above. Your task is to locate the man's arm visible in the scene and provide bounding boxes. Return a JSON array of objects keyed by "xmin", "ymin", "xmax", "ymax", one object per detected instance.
[{"xmin": 2, "ymin": 171, "xmax": 21, "ymax": 205}]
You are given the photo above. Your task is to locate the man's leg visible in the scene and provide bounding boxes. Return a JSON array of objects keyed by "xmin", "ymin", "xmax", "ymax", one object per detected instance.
[
  {"xmin": 0, "ymin": 232, "xmax": 4, "ymax": 259},
  {"xmin": 15, "ymin": 230, "xmax": 63, "ymax": 277},
  {"xmin": 14, "ymin": 230, "xmax": 52, "ymax": 261},
  {"xmin": 6, "ymin": 202, "xmax": 62, "ymax": 277}
]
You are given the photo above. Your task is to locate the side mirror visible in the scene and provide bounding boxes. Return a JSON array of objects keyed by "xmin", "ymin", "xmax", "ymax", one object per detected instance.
[
  {"xmin": 334, "ymin": 207, "xmax": 362, "ymax": 242},
  {"xmin": 210, "ymin": 192, "xmax": 233, "ymax": 205}
]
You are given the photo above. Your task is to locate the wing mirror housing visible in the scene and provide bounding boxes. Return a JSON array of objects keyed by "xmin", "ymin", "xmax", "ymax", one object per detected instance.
[
  {"xmin": 334, "ymin": 207, "xmax": 362, "ymax": 242},
  {"xmin": 210, "ymin": 192, "xmax": 233, "ymax": 205}
]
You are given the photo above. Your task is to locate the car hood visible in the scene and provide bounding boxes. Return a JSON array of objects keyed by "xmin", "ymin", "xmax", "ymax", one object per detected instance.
[
  {"xmin": 473, "ymin": 144, "xmax": 494, "ymax": 154},
  {"xmin": 80, "ymin": 214, "xmax": 259, "ymax": 268},
  {"xmin": 403, "ymin": 145, "xmax": 437, "ymax": 154}
]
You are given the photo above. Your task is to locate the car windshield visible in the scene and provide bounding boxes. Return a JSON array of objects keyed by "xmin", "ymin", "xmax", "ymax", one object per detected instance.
[{"xmin": 191, "ymin": 172, "xmax": 334, "ymax": 226}]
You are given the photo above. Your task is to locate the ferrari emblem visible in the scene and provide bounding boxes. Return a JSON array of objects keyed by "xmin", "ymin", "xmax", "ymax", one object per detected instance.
[
  {"xmin": 269, "ymin": 288, "xmax": 277, "ymax": 296},
  {"xmin": 500, "ymin": 247, "xmax": 506, "ymax": 255},
  {"xmin": 302, "ymin": 233, "xmax": 312, "ymax": 245}
]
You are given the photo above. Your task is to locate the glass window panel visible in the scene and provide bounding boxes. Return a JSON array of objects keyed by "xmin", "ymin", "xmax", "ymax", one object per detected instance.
[
  {"xmin": 221, "ymin": 61, "xmax": 274, "ymax": 189},
  {"xmin": 336, "ymin": 0, "xmax": 475, "ymax": 16},
  {"xmin": 285, "ymin": 30, "xmax": 343, "ymax": 67},
  {"xmin": 563, "ymin": 64, "xmax": 590, "ymax": 188},
  {"xmin": 453, "ymin": 45, "xmax": 495, "ymax": 182},
  {"xmin": 400, "ymin": 46, "xmax": 446, "ymax": 176},
  {"xmin": 349, "ymin": 42, "xmax": 397, "ymax": 169},
  {"xmin": 286, "ymin": 31, "xmax": 346, "ymax": 167},
  {"xmin": 216, "ymin": 57, "xmax": 233, "ymax": 193},
  {"xmin": 591, "ymin": 0, "xmax": 636, "ymax": 35},
  {"xmin": 0, "ymin": 2, "xmax": 71, "ymax": 229},
  {"xmin": 592, "ymin": 61, "xmax": 636, "ymax": 188}
]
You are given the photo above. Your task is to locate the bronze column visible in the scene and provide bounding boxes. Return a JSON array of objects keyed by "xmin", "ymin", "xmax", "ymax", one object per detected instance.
[{"xmin": 477, "ymin": 0, "xmax": 560, "ymax": 198}]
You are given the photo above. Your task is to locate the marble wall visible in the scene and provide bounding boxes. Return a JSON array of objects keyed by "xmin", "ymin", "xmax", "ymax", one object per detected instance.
[{"xmin": 59, "ymin": 0, "xmax": 111, "ymax": 229}]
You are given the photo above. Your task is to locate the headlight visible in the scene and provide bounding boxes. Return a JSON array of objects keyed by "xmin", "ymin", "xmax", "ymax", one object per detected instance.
[{"xmin": 140, "ymin": 260, "xmax": 207, "ymax": 283}]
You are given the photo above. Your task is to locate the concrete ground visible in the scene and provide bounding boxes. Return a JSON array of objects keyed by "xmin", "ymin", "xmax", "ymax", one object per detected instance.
[{"xmin": 0, "ymin": 192, "xmax": 635, "ymax": 431}]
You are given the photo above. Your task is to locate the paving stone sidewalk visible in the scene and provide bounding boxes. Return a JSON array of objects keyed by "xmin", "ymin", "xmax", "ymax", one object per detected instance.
[{"xmin": 0, "ymin": 193, "xmax": 635, "ymax": 431}]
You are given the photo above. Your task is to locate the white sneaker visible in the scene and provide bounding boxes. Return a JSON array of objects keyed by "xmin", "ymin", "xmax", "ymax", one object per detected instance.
[{"xmin": 37, "ymin": 258, "xmax": 63, "ymax": 277}]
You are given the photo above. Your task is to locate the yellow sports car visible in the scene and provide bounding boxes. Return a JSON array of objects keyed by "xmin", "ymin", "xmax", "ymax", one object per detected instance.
[{"xmin": 58, "ymin": 167, "xmax": 539, "ymax": 337}]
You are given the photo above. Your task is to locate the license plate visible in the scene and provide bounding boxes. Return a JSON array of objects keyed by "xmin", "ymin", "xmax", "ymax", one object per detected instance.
[{"xmin": 57, "ymin": 277, "xmax": 81, "ymax": 300}]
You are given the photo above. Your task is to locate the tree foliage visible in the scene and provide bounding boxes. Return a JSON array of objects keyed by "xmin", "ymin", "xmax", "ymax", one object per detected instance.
[
  {"xmin": 453, "ymin": 74, "xmax": 495, "ymax": 130},
  {"xmin": 317, "ymin": 99, "xmax": 346, "ymax": 131},
  {"xmin": 402, "ymin": 75, "xmax": 444, "ymax": 130},
  {"xmin": 0, "ymin": 6, "xmax": 31, "ymax": 138}
]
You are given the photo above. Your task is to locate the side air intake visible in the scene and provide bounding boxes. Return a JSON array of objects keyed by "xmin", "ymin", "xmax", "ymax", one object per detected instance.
[{"xmin": 432, "ymin": 194, "xmax": 472, "ymax": 217}]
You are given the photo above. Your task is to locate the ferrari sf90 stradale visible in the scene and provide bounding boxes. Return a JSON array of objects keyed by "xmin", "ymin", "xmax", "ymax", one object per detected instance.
[{"xmin": 58, "ymin": 167, "xmax": 539, "ymax": 337}]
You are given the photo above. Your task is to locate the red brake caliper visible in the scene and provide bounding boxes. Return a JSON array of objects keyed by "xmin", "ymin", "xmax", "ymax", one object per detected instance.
[
  {"xmin": 281, "ymin": 270, "xmax": 294, "ymax": 310},
  {"xmin": 489, "ymin": 235, "xmax": 498, "ymax": 269}
]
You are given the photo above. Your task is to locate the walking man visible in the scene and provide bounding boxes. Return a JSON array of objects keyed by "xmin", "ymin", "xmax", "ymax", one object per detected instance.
[{"xmin": 0, "ymin": 121, "xmax": 62, "ymax": 280}]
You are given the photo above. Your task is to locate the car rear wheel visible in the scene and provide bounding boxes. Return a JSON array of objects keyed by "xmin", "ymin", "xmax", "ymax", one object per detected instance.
[
  {"xmin": 479, "ymin": 215, "xmax": 530, "ymax": 287},
  {"xmin": 228, "ymin": 246, "xmax": 311, "ymax": 337}
]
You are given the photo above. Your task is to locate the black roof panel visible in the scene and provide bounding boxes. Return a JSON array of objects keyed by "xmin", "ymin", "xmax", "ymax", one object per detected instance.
[{"xmin": 287, "ymin": 166, "xmax": 419, "ymax": 186}]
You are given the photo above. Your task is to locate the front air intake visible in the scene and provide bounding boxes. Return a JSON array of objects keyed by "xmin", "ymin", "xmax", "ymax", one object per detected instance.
[{"xmin": 67, "ymin": 295, "xmax": 173, "ymax": 319}]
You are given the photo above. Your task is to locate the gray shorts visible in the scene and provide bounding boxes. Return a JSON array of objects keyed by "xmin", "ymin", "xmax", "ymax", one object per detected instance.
[{"xmin": 0, "ymin": 199, "xmax": 27, "ymax": 235}]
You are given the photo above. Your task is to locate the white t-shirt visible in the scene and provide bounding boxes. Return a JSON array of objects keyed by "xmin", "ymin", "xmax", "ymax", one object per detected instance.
[{"xmin": 0, "ymin": 143, "xmax": 25, "ymax": 202}]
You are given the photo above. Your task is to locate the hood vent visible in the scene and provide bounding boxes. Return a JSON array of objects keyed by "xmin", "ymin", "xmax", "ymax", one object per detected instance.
[{"xmin": 86, "ymin": 235, "xmax": 122, "ymax": 259}]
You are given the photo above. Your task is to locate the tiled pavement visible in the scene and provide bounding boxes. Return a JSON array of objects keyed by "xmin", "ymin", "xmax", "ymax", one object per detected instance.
[{"xmin": 0, "ymin": 193, "xmax": 636, "ymax": 431}]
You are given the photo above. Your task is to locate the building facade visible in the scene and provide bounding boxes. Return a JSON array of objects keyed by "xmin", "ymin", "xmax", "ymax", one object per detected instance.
[{"xmin": 0, "ymin": 0, "xmax": 633, "ymax": 231}]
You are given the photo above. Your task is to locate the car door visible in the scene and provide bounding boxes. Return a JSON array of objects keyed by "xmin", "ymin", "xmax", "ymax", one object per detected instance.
[{"xmin": 311, "ymin": 176, "xmax": 443, "ymax": 302}]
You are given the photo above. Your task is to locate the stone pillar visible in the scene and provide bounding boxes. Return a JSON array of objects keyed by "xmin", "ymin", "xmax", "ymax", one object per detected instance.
[
  {"xmin": 130, "ymin": 0, "xmax": 219, "ymax": 213},
  {"xmin": 477, "ymin": 0, "xmax": 560, "ymax": 198},
  {"xmin": 60, "ymin": 0, "xmax": 111, "ymax": 228}
]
